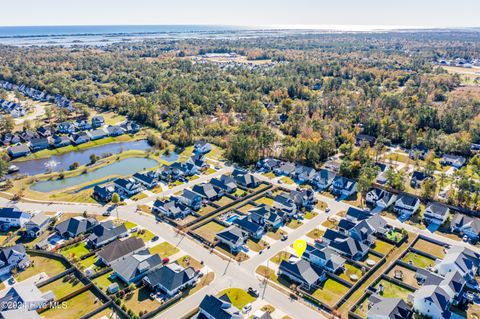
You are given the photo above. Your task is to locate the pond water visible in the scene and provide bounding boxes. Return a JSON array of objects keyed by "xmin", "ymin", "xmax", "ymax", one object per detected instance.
[
  {"xmin": 12, "ymin": 140, "xmax": 151, "ymax": 176},
  {"xmin": 30, "ymin": 157, "xmax": 158, "ymax": 193},
  {"xmin": 160, "ymin": 151, "xmax": 180, "ymax": 162}
]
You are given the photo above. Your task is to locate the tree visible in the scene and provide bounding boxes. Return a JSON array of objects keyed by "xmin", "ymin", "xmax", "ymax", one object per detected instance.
[
  {"xmin": 111, "ymin": 193, "xmax": 121, "ymax": 220},
  {"xmin": 357, "ymin": 165, "xmax": 378, "ymax": 207},
  {"xmin": 421, "ymin": 178, "xmax": 437, "ymax": 200},
  {"xmin": 0, "ymin": 159, "xmax": 8, "ymax": 179}
]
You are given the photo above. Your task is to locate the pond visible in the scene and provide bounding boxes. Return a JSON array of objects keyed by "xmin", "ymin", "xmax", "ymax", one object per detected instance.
[
  {"xmin": 11, "ymin": 140, "xmax": 151, "ymax": 176},
  {"xmin": 160, "ymin": 151, "xmax": 180, "ymax": 162},
  {"xmin": 30, "ymin": 157, "xmax": 158, "ymax": 193}
]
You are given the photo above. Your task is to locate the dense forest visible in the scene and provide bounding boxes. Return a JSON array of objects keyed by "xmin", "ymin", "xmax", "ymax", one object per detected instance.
[{"xmin": 0, "ymin": 31, "xmax": 479, "ymax": 169}]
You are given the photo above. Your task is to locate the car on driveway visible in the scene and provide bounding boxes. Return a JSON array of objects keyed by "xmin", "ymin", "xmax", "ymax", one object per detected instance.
[
  {"xmin": 242, "ymin": 303, "xmax": 252, "ymax": 314},
  {"xmin": 247, "ymin": 287, "xmax": 259, "ymax": 297}
]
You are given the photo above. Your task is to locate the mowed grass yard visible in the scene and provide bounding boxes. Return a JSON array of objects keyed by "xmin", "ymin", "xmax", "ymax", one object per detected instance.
[
  {"xmin": 16, "ymin": 255, "xmax": 68, "ymax": 282},
  {"xmin": 373, "ymin": 240, "xmax": 394, "ymax": 255},
  {"xmin": 218, "ymin": 288, "xmax": 256, "ymax": 309},
  {"xmin": 122, "ymin": 287, "xmax": 160, "ymax": 317},
  {"xmin": 375, "ymin": 279, "xmax": 415, "ymax": 301},
  {"xmin": 92, "ymin": 271, "xmax": 126, "ymax": 292},
  {"xmin": 41, "ymin": 290, "xmax": 102, "ymax": 319},
  {"xmin": 338, "ymin": 263, "xmax": 364, "ymax": 284},
  {"xmin": 149, "ymin": 241, "xmax": 180, "ymax": 257},
  {"xmin": 412, "ymin": 239, "xmax": 446, "ymax": 259},
  {"xmin": 402, "ymin": 252, "xmax": 436, "ymax": 269},
  {"xmin": 39, "ymin": 276, "xmax": 84, "ymax": 300},
  {"xmin": 59, "ymin": 242, "xmax": 90, "ymax": 259},
  {"xmin": 312, "ymin": 278, "xmax": 350, "ymax": 307},
  {"xmin": 194, "ymin": 221, "xmax": 225, "ymax": 242}
]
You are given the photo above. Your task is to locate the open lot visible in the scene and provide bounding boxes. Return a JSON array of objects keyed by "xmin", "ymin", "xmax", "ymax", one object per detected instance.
[
  {"xmin": 311, "ymin": 278, "xmax": 350, "ymax": 307},
  {"xmin": 387, "ymin": 265, "xmax": 421, "ymax": 289},
  {"xmin": 122, "ymin": 287, "xmax": 161, "ymax": 317},
  {"xmin": 373, "ymin": 240, "xmax": 394, "ymax": 255},
  {"xmin": 40, "ymin": 290, "xmax": 102, "ymax": 319},
  {"xmin": 194, "ymin": 221, "xmax": 225, "ymax": 243},
  {"xmin": 149, "ymin": 241, "xmax": 180, "ymax": 257},
  {"xmin": 16, "ymin": 255, "xmax": 68, "ymax": 282},
  {"xmin": 412, "ymin": 238, "xmax": 446, "ymax": 259}
]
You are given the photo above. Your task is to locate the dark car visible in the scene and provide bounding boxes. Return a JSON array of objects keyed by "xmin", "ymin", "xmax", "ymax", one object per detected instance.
[
  {"xmin": 247, "ymin": 287, "xmax": 259, "ymax": 297},
  {"xmin": 152, "ymin": 236, "xmax": 159, "ymax": 242}
]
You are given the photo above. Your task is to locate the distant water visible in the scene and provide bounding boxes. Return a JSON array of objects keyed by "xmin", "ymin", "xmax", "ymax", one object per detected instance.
[{"xmin": 0, "ymin": 25, "xmax": 250, "ymax": 46}]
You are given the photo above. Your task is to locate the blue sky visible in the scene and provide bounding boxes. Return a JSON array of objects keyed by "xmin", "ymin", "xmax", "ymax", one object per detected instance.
[{"xmin": 2, "ymin": 0, "xmax": 479, "ymax": 28}]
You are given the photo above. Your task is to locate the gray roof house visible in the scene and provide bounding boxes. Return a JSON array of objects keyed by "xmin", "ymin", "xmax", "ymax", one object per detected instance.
[
  {"xmin": 367, "ymin": 294, "xmax": 413, "ymax": 319},
  {"xmin": 196, "ymin": 294, "xmax": 242, "ymax": 319},
  {"xmin": 232, "ymin": 169, "xmax": 259, "ymax": 188},
  {"xmin": 394, "ymin": 194, "xmax": 420, "ymax": 215},
  {"xmin": 323, "ymin": 229, "xmax": 369, "ymax": 260},
  {"xmin": 0, "ymin": 281, "xmax": 54, "ymax": 312},
  {"xmin": 366, "ymin": 188, "xmax": 397, "ymax": 209},
  {"xmin": 215, "ymin": 226, "xmax": 248, "ymax": 253},
  {"xmin": 0, "ymin": 245, "xmax": 30, "ymax": 276},
  {"xmin": 273, "ymin": 193, "xmax": 297, "ymax": 216},
  {"xmin": 273, "ymin": 162, "xmax": 296, "ymax": 176},
  {"xmin": 210, "ymin": 175, "xmax": 237, "ymax": 193},
  {"xmin": 24, "ymin": 213, "xmax": 51, "ymax": 238},
  {"xmin": 96, "ymin": 237, "xmax": 145, "ymax": 266},
  {"xmin": 303, "ymin": 244, "xmax": 346, "ymax": 273},
  {"xmin": 114, "ymin": 177, "xmax": 143, "ymax": 197},
  {"xmin": 441, "ymin": 154, "xmax": 466, "ymax": 169},
  {"xmin": 54, "ymin": 216, "xmax": 98, "ymax": 238},
  {"xmin": 312, "ymin": 169, "xmax": 336, "ymax": 190},
  {"xmin": 7, "ymin": 144, "xmax": 31, "ymax": 158},
  {"xmin": 332, "ymin": 176, "xmax": 357, "ymax": 197},
  {"xmin": 110, "ymin": 249, "xmax": 162, "ymax": 284},
  {"xmin": 278, "ymin": 259, "xmax": 326, "ymax": 290},
  {"xmin": 0, "ymin": 207, "xmax": 31, "ymax": 231},
  {"xmin": 152, "ymin": 198, "xmax": 192, "ymax": 219},
  {"xmin": 86, "ymin": 221, "xmax": 128, "ymax": 248},
  {"xmin": 423, "ymin": 202, "xmax": 450, "ymax": 225},
  {"xmin": 451, "ymin": 214, "xmax": 480, "ymax": 241},
  {"xmin": 143, "ymin": 263, "xmax": 198, "ymax": 297},
  {"xmin": 193, "ymin": 183, "xmax": 223, "ymax": 201}
]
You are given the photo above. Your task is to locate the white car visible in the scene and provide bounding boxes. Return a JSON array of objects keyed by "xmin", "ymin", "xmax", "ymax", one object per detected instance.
[{"xmin": 242, "ymin": 303, "xmax": 252, "ymax": 314}]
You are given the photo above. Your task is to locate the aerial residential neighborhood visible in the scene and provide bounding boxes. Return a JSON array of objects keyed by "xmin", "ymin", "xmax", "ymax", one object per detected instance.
[{"xmin": 0, "ymin": 2, "xmax": 479, "ymax": 319}]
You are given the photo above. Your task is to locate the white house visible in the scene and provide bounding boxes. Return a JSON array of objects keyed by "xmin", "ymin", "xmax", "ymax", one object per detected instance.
[
  {"xmin": 0, "ymin": 207, "xmax": 31, "ymax": 231},
  {"xmin": 0, "ymin": 245, "xmax": 30, "ymax": 276},
  {"xmin": 423, "ymin": 202, "xmax": 450, "ymax": 225},
  {"xmin": 366, "ymin": 188, "xmax": 397, "ymax": 209},
  {"xmin": 394, "ymin": 194, "xmax": 420, "ymax": 215}
]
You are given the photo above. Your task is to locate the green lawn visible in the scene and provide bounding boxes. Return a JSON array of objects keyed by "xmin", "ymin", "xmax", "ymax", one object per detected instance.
[
  {"xmin": 375, "ymin": 279, "xmax": 414, "ymax": 301},
  {"xmin": 373, "ymin": 240, "xmax": 394, "ymax": 255},
  {"xmin": 402, "ymin": 252, "xmax": 436, "ymax": 269},
  {"xmin": 255, "ymin": 197, "xmax": 274, "ymax": 206},
  {"xmin": 16, "ymin": 255, "xmax": 68, "ymax": 282},
  {"xmin": 311, "ymin": 278, "xmax": 350, "ymax": 307},
  {"xmin": 131, "ymin": 229, "xmax": 155, "ymax": 242},
  {"xmin": 59, "ymin": 242, "xmax": 90, "ymax": 259},
  {"xmin": 122, "ymin": 287, "xmax": 161, "ymax": 317},
  {"xmin": 39, "ymin": 275, "xmax": 84, "ymax": 300},
  {"xmin": 218, "ymin": 288, "xmax": 256, "ymax": 309},
  {"xmin": 280, "ymin": 176, "xmax": 295, "ymax": 185},
  {"xmin": 338, "ymin": 263, "xmax": 364, "ymax": 283},
  {"xmin": 304, "ymin": 211, "xmax": 318, "ymax": 219},
  {"xmin": 92, "ymin": 270, "xmax": 126, "ymax": 292},
  {"xmin": 149, "ymin": 241, "xmax": 180, "ymax": 257},
  {"xmin": 286, "ymin": 220, "xmax": 303, "ymax": 229},
  {"xmin": 41, "ymin": 290, "xmax": 102, "ymax": 319},
  {"xmin": 385, "ymin": 230, "xmax": 404, "ymax": 242},
  {"xmin": 233, "ymin": 189, "xmax": 248, "ymax": 198}
]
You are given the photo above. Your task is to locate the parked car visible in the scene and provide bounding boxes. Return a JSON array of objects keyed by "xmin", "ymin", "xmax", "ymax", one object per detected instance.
[
  {"xmin": 102, "ymin": 211, "xmax": 111, "ymax": 216},
  {"xmin": 247, "ymin": 287, "xmax": 259, "ymax": 297},
  {"xmin": 242, "ymin": 303, "xmax": 252, "ymax": 314},
  {"xmin": 151, "ymin": 236, "xmax": 159, "ymax": 242},
  {"xmin": 325, "ymin": 207, "xmax": 331, "ymax": 213},
  {"xmin": 281, "ymin": 234, "xmax": 288, "ymax": 241}
]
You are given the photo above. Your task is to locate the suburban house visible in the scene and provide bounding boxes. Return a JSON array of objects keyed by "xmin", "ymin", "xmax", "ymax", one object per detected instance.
[
  {"xmin": 29, "ymin": 137, "xmax": 50, "ymax": 152},
  {"xmin": 7, "ymin": 144, "xmax": 31, "ymax": 158},
  {"xmin": 303, "ymin": 244, "xmax": 346, "ymax": 273},
  {"xmin": 273, "ymin": 193, "xmax": 297, "ymax": 216},
  {"xmin": 143, "ymin": 263, "xmax": 198, "ymax": 297},
  {"xmin": 248, "ymin": 205, "xmax": 283, "ymax": 229},
  {"xmin": 322, "ymin": 229, "xmax": 369, "ymax": 260},
  {"xmin": 331, "ymin": 176, "xmax": 357, "ymax": 197},
  {"xmin": 278, "ymin": 259, "xmax": 326, "ymax": 290},
  {"xmin": 311, "ymin": 169, "xmax": 336, "ymax": 190},
  {"xmin": 451, "ymin": 214, "xmax": 480, "ymax": 241},
  {"xmin": 409, "ymin": 145, "xmax": 429, "ymax": 160},
  {"xmin": 441, "ymin": 154, "xmax": 466, "ymax": 169},
  {"xmin": 348, "ymin": 215, "xmax": 388, "ymax": 246},
  {"xmin": 394, "ymin": 194, "xmax": 421, "ymax": 216},
  {"xmin": 194, "ymin": 140, "xmax": 212, "ymax": 154},
  {"xmin": 20, "ymin": 130, "xmax": 37, "ymax": 142},
  {"xmin": 114, "ymin": 177, "xmax": 143, "ymax": 197},
  {"xmin": 0, "ymin": 207, "xmax": 31, "ymax": 231},
  {"xmin": 178, "ymin": 189, "xmax": 203, "ymax": 211},
  {"xmin": 256, "ymin": 158, "xmax": 281, "ymax": 172},
  {"xmin": 0, "ymin": 245, "xmax": 30, "ymax": 276},
  {"xmin": 152, "ymin": 198, "xmax": 192, "ymax": 219},
  {"xmin": 410, "ymin": 171, "xmax": 433, "ymax": 189},
  {"xmin": 24, "ymin": 213, "xmax": 51, "ymax": 238},
  {"xmin": 415, "ymin": 269, "xmax": 465, "ymax": 305},
  {"xmin": 188, "ymin": 153, "xmax": 209, "ymax": 171},
  {"xmin": 366, "ymin": 188, "xmax": 397, "ymax": 209},
  {"xmin": 92, "ymin": 185, "xmax": 116, "ymax": 202},
  {"xmin": 193, "ymin": 183, "xmax": 224, "ymax": 201},
  {"xmin": 434, "ymin": 246, "xmax": 480, "ymax": 286},
  {"xmin": 232, "ymin": 169, "xmax": 259, "ymax": 188},
  {"xmin": 57, "ymin": 122, "xmax": 76, "ymax": 134},
  {"xmin": 86, "ymin": 221, "xmax": 128, "ymax": 248},
  {"xmin": 87, "ymin": 129, "xmax": 107, "ymax": 141},
  {"xmin": 196, "ymin": 294, "xmax": 243, "ymax": 319},
  {"xmin": 215, "ymin": 226, "xmax": 248, "ymax": 253},
  {"xmin": 75, "ymin": 119, "xmax": 92, "ymax": 131},
  {"xmin": 367, "ymin": 294, "xmax": 413, "ymax": 319},
  {"xmin": 70, "ymin": 132, "xmax": 90, "ymax": 145},
  {"xmin": 289, "ymin": 189, "xmax": 316, "ymax": 209},
  {"xmin": 345, "ymin": 207, "xmax": 372, "ymax": 222},
  {"xmin": 96, "ymin": 237, "xmax": 145, "ymax": 266},
  {"xmin": 54, "ymin": 216, "xmax": 98, "ymax": 238},
  {"xmin": 423, "ymin": 202, "xmax": 450, "ymax": 225},
  {"xmin": 91, "ymin": 116, "xmax": 105, "ymax": 128},
  {"xmin": 375, "ymin": 163, "xmax": 390, "ymax": 185},
  {"xmin": 132, "ymin": 172, "xmax": 158, "ymax": 189},
  {"xmin": 52, "ymin": 135, "xmax": 71, "ymax": 148},
  {"xmin": 106, "ymin": 125, "xmax": 124, "ymax": 137},
  {"xmin": 37, "ymin": 126, "xmax": 54, "ymax": 137},
  {"xmin": 355, "ymin": 134, "xmax": 376, "ymax": 146},
  {"xmin": 233, "ymin": 216, "xmax": 265, "ymax": 240},
  {"xmin": 122, "ymin": 121, "xmax": 140, "ymax": 133},
  {"xmin": 110, "ymin": 249, "xmax": 162, "ymax": 284},
  {"xmin": 210, "ymin": 175, "xmax": 237, "ymax": 193},
  {"xmin": 162, "ymin": 162, "xmax": 197, "ymax": 180},
  {"xmin": 273, "ymin": 162, "xmax": 296, "ymax": 176},
  {"xmin": 293, "ymin": 165, "xmax": 316, "ymax": 184}
]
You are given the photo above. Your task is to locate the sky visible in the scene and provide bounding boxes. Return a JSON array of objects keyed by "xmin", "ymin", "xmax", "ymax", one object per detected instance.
[{"xmin": 1, "ymin": 0, "xmax": 479, "ymax": 28}]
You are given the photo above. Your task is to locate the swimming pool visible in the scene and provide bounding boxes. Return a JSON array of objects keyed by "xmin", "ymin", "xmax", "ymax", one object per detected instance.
[{"xmin": 225, "ymin": 214, "xmax": 239, "ymax": 224}]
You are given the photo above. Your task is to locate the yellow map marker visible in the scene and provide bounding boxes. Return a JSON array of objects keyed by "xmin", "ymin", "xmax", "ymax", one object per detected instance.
[{"xmin": 293, "ymin": 239, "xmax": 307, "ymax": 257}]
